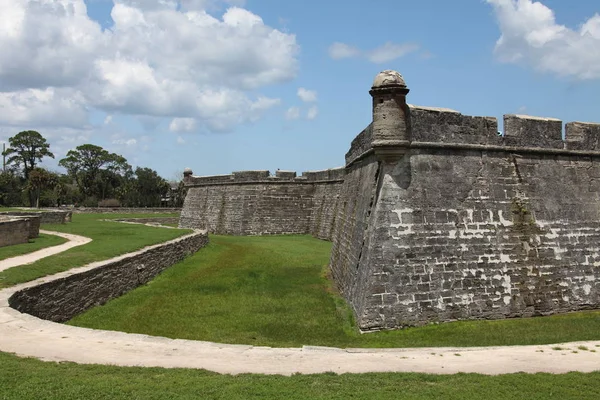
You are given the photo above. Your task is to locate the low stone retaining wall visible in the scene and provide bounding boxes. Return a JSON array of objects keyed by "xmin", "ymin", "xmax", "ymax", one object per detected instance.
[
  {"xmin": 0, "ymin": 210, "xmax": 71, "ymax": 224},
  {"xmin": 8, "ymin": 231, "xmax": 208, "ymax": 322},
  {"xmin": 73, "ymin": 208, "xmax": 181, "ymax": 214},
  {"xmin": 2, "ymin": 215, "xmax": 41, "ymax": 239},
  {"xmin": 115, "ymin": 217, "xmax": 180, "ymax": 225},
  {"xmin": 0, "ymin": 218, "xmax": 31, "ymax": 247},
  {"xmin": 39, "ymin": 210, "xmax": 72, "ymax": 224},
  {"xmin": 23, "ymin": 215, "xmax": 41, "ymax": 239}
]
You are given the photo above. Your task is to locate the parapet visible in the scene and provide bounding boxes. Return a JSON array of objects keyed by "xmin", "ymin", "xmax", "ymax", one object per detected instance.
[
  {"xmin": 301, "ymin": 167, "xmax": 345, "ymax": 182},
  {"xmin": 232, "ymin": 170, "xmax": 270, "ymax": 181},
  {"xmin": 565, "ymin": 121, "xmax": 600, "ymax": 151},
  {"xmin": 344, "ymin": 103, "xmax": 600, "ymax": 166},
  {"xmin": 503, "ymin": 114, "xmax": 563, "ymax": 149},
  {"xmin": 409, "ymin": 105, "xmax": 501, "ymax": 146},
  {"xmin": 186, "ymin": 174, "xmax": 233, "ymax": 185},
  {"xmin": 275, "ymin": 170, "xmax": 297, "ymax": 179},
  {"xmin": 185, "ymin": 168, "xmax": 346, "ymax": 186},
  {"xmin": 345, "ymin": 124, "xmax": 373, "ymax": 165}
]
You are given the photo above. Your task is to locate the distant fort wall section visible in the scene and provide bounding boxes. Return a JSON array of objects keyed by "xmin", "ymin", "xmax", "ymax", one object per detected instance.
[
  {"xmin": 181, "ymin": 70, "xmax": 600, "ymax": 331},
  {"xmin": 180, "ymin": 168, "xmax": 344, "ymax": 240}
]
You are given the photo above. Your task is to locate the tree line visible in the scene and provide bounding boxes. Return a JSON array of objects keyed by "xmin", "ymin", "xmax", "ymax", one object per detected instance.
[{"xmin": 1, "ymin": 130, "xmax": 187, "ymax": 208}]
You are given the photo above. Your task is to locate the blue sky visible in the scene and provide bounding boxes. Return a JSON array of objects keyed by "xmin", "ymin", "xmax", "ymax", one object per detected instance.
[{"xmin": 1, "ymin": 0, "xmax": 599, "ymax": 181}]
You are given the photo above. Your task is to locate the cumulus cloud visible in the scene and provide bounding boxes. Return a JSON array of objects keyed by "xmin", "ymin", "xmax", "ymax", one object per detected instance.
[
  {"xmin": 328, "ymin": 41, "xmax": 419, "ymax": 63},
  {"xmin": 0, "ymin": 87, "xmax": 89, "ymax": 128},
  {"xmin": 328, "ymin": 42, "xmax": 361, "ymax": 59},
  {"xmin": 0, "ymin": 0, "xmax": 103, "ymax": 92},
  {"xmin": 488, "ymin": 0, "xmax": 600, "ymax": 80},
  {"xmin": 170, "ymin": 118, "xmax": 197, "ymax": 133},
  {"xmin": 0, "ymin": 0, "xmax": 298, "ymax": 134},
  {"xmin": 118, "ymin": 0, "xmax": 246, "ymax": 12},
  {"xmin": 112, "ymin": 137, "xmax": 138, "ymax": 147},
  {"xmin": 297, "ymin": 88, "xmax": 317, "ymax": 103},
  {"xmin": 307, "ymin": 106, "xmax": 318, "ymax": 120},
  {"xmin": 366, "ymin": 42, "xmax": 420, "ymax": 63},
  {"xmin": 285, "ymin": 106, "xmax": 300, "ymax": 120}
]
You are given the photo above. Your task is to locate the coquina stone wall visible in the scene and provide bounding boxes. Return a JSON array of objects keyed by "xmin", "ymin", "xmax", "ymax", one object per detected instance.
[
  {"xmin": 9, "ymin": 231, "xmax": 208, "ymax": 322},
  {"xmin": 74, "ymin": 207, "xmax": 181, "ymax": 214},
  {"xmin": 330, "ymin": 71, "xmax": 600, "ymax": 330},
  {"xmin": 0, "ymin": 214, "xmax": 41, "ymax": 239},
  {"xmin": 115, "ymin": 217, "xmax": 180, "ymax": 225},
  {"xmin": 180, "ymin": 169, "xmax": 344, "ymax": 239},
  {"xmin": 181, "ymin": 69, "xmax": 600, "ymax": 331},
  {"xmin": 0, "ymin": 217, "xmax": 32, "ymax": 247},
  {"xmin": 1, "ymin": 210, "xmax": 71, "ymax": 224}
]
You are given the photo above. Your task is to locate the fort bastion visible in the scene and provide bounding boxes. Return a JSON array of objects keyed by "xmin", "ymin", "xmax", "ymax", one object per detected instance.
[{"xmin": 180, "ymin": 70, "xmax": 600, "ymax": 331}]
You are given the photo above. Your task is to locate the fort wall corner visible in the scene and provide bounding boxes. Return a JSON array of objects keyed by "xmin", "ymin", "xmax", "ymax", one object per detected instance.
[{"xmin": 180, "ymin": 69, "xmax": 600, "ymax": 332}]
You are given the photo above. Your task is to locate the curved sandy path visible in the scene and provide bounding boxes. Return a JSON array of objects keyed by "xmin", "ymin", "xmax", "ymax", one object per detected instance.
[
  {"xmin": 0, "ymin": 243, "xmax": 598, "ymax": 375},
  {"xmin": 1, "ymin": 287, "xmax": 599, "ymax": 375},
  {"xmin": 0, "ymin": 230, "xmax": 92, "ymax": 272}
]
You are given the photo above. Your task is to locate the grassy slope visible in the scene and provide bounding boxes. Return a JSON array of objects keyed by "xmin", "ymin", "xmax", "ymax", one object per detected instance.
[
  {"xmin": 0, "ymin": 213, "xmax": 190, "ymax": 289},
  {"xmin": 1, "ymin": 352, "xmax": 599, "ymax": 400},
  {"xmin": 69, "ymin": 235, "xmax": 600, "ymax": 348},
  {"xmin": 0, "ymin": 234, "xmax": 68, "ymax": 261}
]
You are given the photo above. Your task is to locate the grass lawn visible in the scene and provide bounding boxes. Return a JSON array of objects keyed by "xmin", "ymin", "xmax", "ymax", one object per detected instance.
[
  {"xmin": 69, "ymin": 235, "xmax": 600, "ymax": 348},
  {"xmin": 0, "ymin": 234, "xmax": 68, "ymax": 261},
  {"xmin": 0, "ymin": 212, "xmax": 191, "ymax": 289},
  {"xmin": 3, "ymin": 218, "xmax": 600, "ymax": 397},
  {"xmin": 1, "ymin": 352, "xmax": 599, "ymax": 400}
]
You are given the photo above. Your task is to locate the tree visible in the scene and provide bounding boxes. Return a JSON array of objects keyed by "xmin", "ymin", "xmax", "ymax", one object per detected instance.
[
  {"xmin": 170, "ymin": 180, "xmax": 188, "ymax": 207},
  {"xmin": 134, "ymin": 167, "xmax": 170, "ymax": 207},
  {"xmin": 2, "ymin": 131, "xmax": 54, "ymax": 180},
  {"xmin": 0, "ymin": 170, "xmax": 24, "ymax": 207},
  {"xmin": 58, "ymin": 144, "xmax": 132, "ymax": 200},
  {"xmin": 27, "ymin": 168, "xmax": 58, "ymax": 208}
]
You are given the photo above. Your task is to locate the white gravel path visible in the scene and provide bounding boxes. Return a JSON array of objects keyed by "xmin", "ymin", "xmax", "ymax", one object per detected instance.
[
  {"xmin": 0, "ymin": 230, "xmax": 92, "ymax": 272},
  {"xmin": 0, "ymin": 236, "xmax": 598, "ymax": 376}
]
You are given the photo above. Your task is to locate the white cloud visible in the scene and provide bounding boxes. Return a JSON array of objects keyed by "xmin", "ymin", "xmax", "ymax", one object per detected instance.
[
  {"xmin": 169, "ymin": 118, "xmax": 197, "ymax": 133},
  {"xmin": 329, "ymin": 41, "xmax": 419, "ymax": 63},
  {"xmin": 285, "ymin": 106, "xmax": 300, "ymax": 120},
  {"xmin": 104, "ymin": 115, "xmax": 113, "ymax": 125},
  {"xmin": 0, "ymin": 87, "xmax": 89, "ymax": 128},
  {"xmin": 176, "ymin": 135, "xmax": 186, "ymax": 145},
  {"xmin": 0, "ymin": 0, "xmax": 298, "ymax": 134},
  {"xmin": 488, "ymin": 0, "xmax": 600, "ymax": 80},
  {"xmin": 112, "ymin": 137, "xmax": 138, "ymax": 147},
  {"xmin": 307, "ymin": 106, "xmax": 318, "ymax": 120},
  {"xmin": 366, "ymin": 42, "xmax": 420, "ymax": 64},
  {"xmin": 328, "ymin": 42, "xmax": 360, "ymax": 59},
  {"xmin": 117, "ymin": 0, "xmax": 247, "ymax": 12},
  {"xmin": 297, "ymin": 88, "xmax": 317, "ymax": 102},
  {"xmin": 0, "ymin": 0, "xmax": 104, "ymax": 92}
]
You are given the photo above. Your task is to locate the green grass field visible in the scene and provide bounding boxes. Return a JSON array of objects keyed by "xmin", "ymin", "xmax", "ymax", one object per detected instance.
[
  {"xmin": 0, "ymin": 212, "xmax": 191, "ymax": 289},
  {"xmin": 69, "ymin": 235, "xmax": 600, "ymax": 348},
  {"xmin": 1, "ymin": 352, "xmax": 599, "ymax": 400},
  {"xmin": 2, "ymin": 215, "xmax": 600, "ymax": 397},
  {"xmin": 0, "ymin": 234, "xmax": 68, "ymax": 261}
]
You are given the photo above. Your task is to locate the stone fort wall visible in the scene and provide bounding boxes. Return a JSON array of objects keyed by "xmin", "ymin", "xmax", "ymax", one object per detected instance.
[
  {"xmin": 181, "ymin": 70, "xmax": 600, "ymax": 331},
  {"xmin": 180, "ymin": 169, "xmax": 344, "ymax": 240}
]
